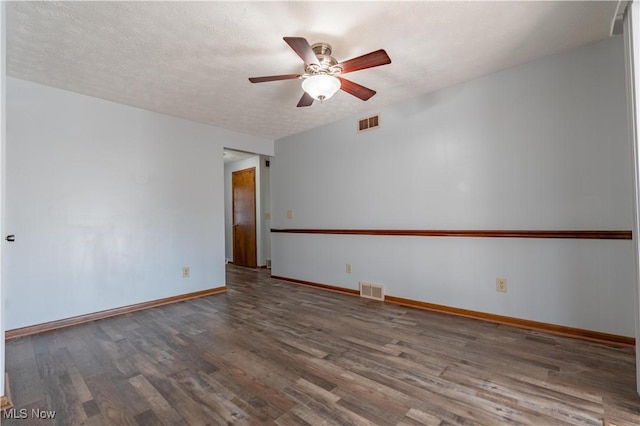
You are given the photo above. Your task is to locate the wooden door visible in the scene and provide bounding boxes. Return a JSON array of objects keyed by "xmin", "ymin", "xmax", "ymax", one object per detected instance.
[{"xmin": 232, "ymin": 167, "xmax": 257, "ymax": 267}]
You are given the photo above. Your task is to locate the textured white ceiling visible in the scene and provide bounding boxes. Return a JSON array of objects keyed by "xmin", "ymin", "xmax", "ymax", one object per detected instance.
[
  {"xmin": 6, "ymin": 1, "xmax": 619, "ymax": 141},
  {"xmin": 223, "ymin": 148, "xmax": 256, "ymax": 164}
]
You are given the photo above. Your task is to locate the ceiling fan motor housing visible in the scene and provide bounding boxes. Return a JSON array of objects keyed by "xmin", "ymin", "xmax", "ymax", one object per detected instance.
[{"xmin": 307, "ymin": 43, "xmax": 341, "ymax": 75}]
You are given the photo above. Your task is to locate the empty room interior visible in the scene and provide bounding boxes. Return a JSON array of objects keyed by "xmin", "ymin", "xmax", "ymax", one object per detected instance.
[{"xmin": 2, "ymin": 1, "xmax": 640, "ymax": 425}]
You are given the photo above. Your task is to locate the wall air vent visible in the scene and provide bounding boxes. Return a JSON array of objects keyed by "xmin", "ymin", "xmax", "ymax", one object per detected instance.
[
  {"xmin": 358, "ymin": 114, "xmax": 380, "ymax": 133},
  {"xmin": 359, "ymin": 281, "xmax": 385, "ymax": 301}
]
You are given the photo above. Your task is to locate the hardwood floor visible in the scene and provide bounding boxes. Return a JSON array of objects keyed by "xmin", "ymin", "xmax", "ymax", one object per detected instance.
[{"xmin": 3, "ymin": 265, "xmax": 639, "ymax": 425}]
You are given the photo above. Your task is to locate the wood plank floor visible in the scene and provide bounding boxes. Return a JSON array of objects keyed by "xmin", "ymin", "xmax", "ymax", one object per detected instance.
[{"xmin": 3, "ymin": 264, "xmax": 640, "ymax": 425}]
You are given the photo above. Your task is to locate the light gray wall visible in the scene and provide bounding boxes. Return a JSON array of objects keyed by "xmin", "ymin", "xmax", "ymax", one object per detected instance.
[
  {"xmin": 5, "ymin": 77, "xmax": 273, "ymax": 330},
  {"xmin": 271, "ymin": 36, "xmax": 635, "ymax": 336},
  {"xmin": 623, "ymin": 1, "xmax": 640, "ymax": 393},
  {"xmin": 0, "ymin": 0, "xmax": 5, "ymax": 396},
  {"xmin": 260, "ymin": 155, "xmax": 271, "ymax": 265}
]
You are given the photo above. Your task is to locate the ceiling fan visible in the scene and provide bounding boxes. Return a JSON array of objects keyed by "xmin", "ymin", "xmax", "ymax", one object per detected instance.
[{"xmin": 249, "ymin": 37, "xmax": 391, "ymax": 107}]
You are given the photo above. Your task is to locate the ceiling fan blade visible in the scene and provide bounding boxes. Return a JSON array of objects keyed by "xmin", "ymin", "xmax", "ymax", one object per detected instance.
[
  {"xmin": 338, "ymin": 49, "xmax": 391, "ymax": 74},
  {"xmin": 297, "ymin": 92, "xmax": 314, "ymax": 107},
  {"xmin": 338, "ymin": 77, "xmax": 376, "ymax": 101},
  {"xmin": 283, "ymin": 37, "xmax": 319, "ymax": 66},
  {"xmin": 249, "ymin": 74, "xmax": 300, "ymax": 83}
]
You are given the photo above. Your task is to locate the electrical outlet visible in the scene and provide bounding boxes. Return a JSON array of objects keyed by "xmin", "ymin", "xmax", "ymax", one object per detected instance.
[
  {"xmin": 286, "ymin": 210, "xmax": 293, "ymax": 219},
  {"xmin": 346, "ymin": 263, "xmax": 352, "ymax": 274},
  {"xmin": 496, "ymin": 277, "xmax": 507, "ymax": 292},
  {"xmin": 265, "ymin": 212, "xmax": 271, "ymax": 220},
  {"xmin": 183, "ymin": 267, "xmax": 190, "ymax": 278}
]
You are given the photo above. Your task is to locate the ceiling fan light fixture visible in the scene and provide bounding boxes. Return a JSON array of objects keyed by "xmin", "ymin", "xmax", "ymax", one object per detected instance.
[{"xmin": 302, "ymin": 74, "xmax": 341, "ymax": 101}]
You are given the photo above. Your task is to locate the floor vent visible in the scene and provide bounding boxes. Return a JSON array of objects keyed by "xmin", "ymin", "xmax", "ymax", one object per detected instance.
[
  {"xmin": 358, "ymin": 114, "xmax": 380, "ymax": 132},
  {"xmin": 360, "ymin": 282, "xmax": 384, "ymax": 301}
]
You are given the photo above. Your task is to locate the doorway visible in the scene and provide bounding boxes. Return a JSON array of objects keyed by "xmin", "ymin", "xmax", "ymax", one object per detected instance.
[
  {"xmin": 232, "ymin": 167, "xmax": 257, "ymax": 267},
  {"xmin": 224, "ymin": 149, "xmax": 271, "ymax": 269}
]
